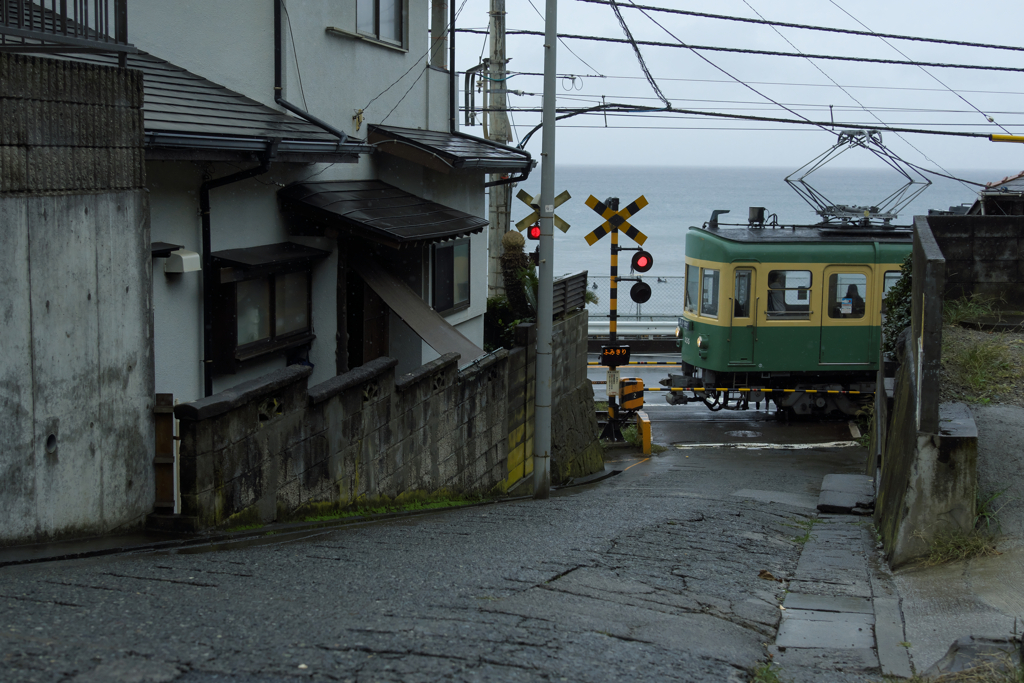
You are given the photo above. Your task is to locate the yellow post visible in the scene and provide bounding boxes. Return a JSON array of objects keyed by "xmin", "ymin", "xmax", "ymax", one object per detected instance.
[{"xmin": 635, "ymin": 410, "xmax": 652, "ymax": 455}]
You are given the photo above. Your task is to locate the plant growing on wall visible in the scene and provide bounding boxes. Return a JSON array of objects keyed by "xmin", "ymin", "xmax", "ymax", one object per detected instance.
[{"xmin": 882, "ymin": 252, "xmax": 913, "ymax": 355}]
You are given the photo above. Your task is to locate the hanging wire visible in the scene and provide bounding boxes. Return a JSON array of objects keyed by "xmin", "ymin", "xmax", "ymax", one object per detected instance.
[
  {"xmin": 575, "ymin": 0, "xmax": 1024, "ymax": 54},
  {"xmin": 827, "ymin": 0, "xmax": 1012, "ymax": 136},
  {"xmin": 607, "ymin": 0, "xmax": 669, "ymax": 106},
  {"xmin": 524, "ymin": 0, "xmax": 604, "ymax": 77},
  {"xmin": 461, "ymin": 28, "xmax": 1024, "ymax": 73}
]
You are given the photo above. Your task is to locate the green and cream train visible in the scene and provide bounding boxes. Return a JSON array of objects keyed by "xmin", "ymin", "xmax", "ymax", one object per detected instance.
[{"xmin": 664, "ymin": 226, "xmax": 911, "ymax": 416}]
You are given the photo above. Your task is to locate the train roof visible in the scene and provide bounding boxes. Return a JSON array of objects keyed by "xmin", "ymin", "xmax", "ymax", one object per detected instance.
[
  {"xmin": 686, "ymin": 226, "xmax": 912, "ymax": 265},
  {"xmin": 690, "ymin": 226, "xmax": 913, "ymax": 244}
]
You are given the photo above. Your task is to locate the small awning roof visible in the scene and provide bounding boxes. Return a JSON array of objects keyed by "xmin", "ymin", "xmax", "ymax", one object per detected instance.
[
  {"xmin": 278, "ymin": 180, "xmax": 489, "ymax": 248},
  {"xmin": 368, "ymin": 125, "xmax": 533, "ymax": 175}
]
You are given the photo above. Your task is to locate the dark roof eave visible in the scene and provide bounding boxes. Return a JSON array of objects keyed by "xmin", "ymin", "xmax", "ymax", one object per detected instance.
[
  {"xmin": 144, "ymin": 131, "xmax": 374, "ymax": 162},
  {"xmin": 368, "ymin": 125, "xmax": 532, "ymax": 174}
]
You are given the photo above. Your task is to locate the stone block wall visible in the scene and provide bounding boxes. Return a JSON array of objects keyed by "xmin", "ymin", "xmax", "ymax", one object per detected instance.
[
  {"xmin": 926, "ymin": 215, "xmax": 1024, "ymax": 307},
  {"xmin": 172, "ymin": 310, "xmax": 601, "ymax": 528},
  {"xmin": 0, "ymin": 53, "xmax": 145, "ymax": 193}
]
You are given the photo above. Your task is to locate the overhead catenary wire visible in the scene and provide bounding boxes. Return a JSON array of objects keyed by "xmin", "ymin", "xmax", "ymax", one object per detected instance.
[
  {"xmin": 457, "ymin": 28, "xmax": 1024, "ymax": 74},
  {"xmin": 827, "ymin": 0, "xmax": 1011, "ymax": 136},
  {"xmin": 574, "ymin": 0, "xmax": 1024, "ymax": 54},
  {"xmin": 738, "ymin": 0, "xmax": 976, "ymax": 193},
  {"xmin": 497, "ymin": 70, "xmax": 1024, "ymax": 98},
  {"xmin": 524, "ymin": 0, "xmax": 604, "ymax": 77}
]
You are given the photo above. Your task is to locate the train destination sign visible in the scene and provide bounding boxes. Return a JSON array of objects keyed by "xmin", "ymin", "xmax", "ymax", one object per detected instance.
[{"xmin": 600, "ymin": 345, "xmax": 631, "ymax": 367}]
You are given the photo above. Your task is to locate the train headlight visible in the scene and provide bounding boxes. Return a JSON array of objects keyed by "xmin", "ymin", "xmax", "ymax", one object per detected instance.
[
  {"xmin": 697, "ymin": 335, "xmax": 709, "ymax": 350},
  {"xmin": 675, "ymin": 325, "xmax": 681, "ymax": 338}
]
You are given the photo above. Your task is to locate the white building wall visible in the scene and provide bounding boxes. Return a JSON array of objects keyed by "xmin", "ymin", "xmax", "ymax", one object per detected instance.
[{"xmin": 134, "ymin": 0, "xmax": 490, "ymax": 396}]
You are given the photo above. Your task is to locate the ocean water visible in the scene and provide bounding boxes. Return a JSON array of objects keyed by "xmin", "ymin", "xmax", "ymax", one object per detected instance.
[{"xmin": 514, "ymin": 165, "xmax": 999, "ymax": 279}]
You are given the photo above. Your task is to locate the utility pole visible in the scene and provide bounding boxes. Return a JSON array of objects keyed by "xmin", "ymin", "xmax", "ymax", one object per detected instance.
[
  {"xmin": 533, "ymin": 0, "xmax": 557, "ymax": 499},
  {"xmin": 486, "ymin": 0, "xmax": 512, "ymax": 297}
]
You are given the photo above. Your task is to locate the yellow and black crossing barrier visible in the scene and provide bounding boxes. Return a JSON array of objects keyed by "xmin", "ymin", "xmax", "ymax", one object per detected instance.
[
  {"xmin": 587, "ymin": 361, "xmax": 680, "ymax": 366},
  {"xmin": 590, "ymin": 381, "xmax": 872, "ymax": 395}
]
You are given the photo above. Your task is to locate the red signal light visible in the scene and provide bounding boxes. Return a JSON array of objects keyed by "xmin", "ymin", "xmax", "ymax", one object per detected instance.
[
  {"xmin": 631, "ymin": 250, "xmax": 653, "ymax": 273},
  {"xmin": 527, "ymin": 223, "xmax": 542, "ymax": 240}
]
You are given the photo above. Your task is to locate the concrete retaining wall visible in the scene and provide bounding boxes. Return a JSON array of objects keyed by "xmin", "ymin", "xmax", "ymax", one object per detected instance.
[
  {"xmin": 0, "ymin": 53, "xmax": 151, "ymax": 545},
  {"xmin": 876, "ymin": 219, "xmax": 978, "ymax": 567},
  {"xmin": 172, "ymin": 311, "xmax": 601, "ymax": 529}
]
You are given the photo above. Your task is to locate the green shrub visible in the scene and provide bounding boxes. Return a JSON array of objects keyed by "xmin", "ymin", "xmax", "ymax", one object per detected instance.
[{"xmin": 882, "ymin": 252, "xmax": 912, "ymax": 355}]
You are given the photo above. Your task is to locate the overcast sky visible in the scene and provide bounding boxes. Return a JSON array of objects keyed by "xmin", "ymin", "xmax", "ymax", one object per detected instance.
[{"xmin": 453, "ymin": 0, "xmax": 1024, "ymax": 177}]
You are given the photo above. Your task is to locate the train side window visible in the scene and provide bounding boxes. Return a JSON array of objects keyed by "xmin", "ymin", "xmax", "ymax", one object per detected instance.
[
  {"xmin": 828, "ymin": 273, "xmax": 867, "ymax": 319},
  {"xmin": 766, "ymin": 270, "xmax": 812, "ymax": 318},
  {"xmin": 685, "ymin": 264, "xmax": 699, "ymax": 313},
  {"xmin": 734, "ymin": 269, "xmax": 751, "ymax": 317},
  {"xmin": 700, "ymin": 268, "xmax": 720, "ymax": 318},
  {"xmin": 883, "ymin": 271, "xmax": 900, "ymax": 298}
]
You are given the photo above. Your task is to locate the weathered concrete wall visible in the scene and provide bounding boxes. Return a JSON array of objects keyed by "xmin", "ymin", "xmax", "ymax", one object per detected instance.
[
  {"xmin": 550, "ymin": 311, "xmax": 603, "ymax": 483},
  {"xmin": 171, "ymin": 311, "xmax": 601, "ymax": 528},
  {"xmin": 875, "ymin": 336, "xmax": 978, "ymax": 566},
  {"xmin": 0, "ymin": 53, "xmax": 152, "ymax": 545},
  {"xmin": 876, "ymin": 220, "xmax": 978, "ymax": 567},
  {"xmin": 926, "ymin": 215, "xmax": 1024, "ymax": 307}
]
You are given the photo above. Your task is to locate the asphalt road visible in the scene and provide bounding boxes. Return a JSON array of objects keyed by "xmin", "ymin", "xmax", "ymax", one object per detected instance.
[{"xmin": 1, "ymin": 410, "xmax": 870, "ymax": 683}]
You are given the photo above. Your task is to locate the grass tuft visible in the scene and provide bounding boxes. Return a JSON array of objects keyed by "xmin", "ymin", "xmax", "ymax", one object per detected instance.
[
  {"xmin": 925, "ymin": 528, "xmax": 1000, "ymax": 566},
  {"xmin": 943, "ymin": 295, "xmax": 998, "ymax": 327},
  {"xmin": 942, "ymin": 334, "xmax": 1019, "ymax": 404},
  {"xmin": 751, "ymin": 661, "xmax": 786, "ymax": 683},
  {"xmin": 783, "ymin": 517, "xmax": 827, "ymax": 545}
]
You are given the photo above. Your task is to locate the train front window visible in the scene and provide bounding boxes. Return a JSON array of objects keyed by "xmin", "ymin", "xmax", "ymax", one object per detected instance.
[
  {"xmin": 828, "ymin": 273, "xmax": 867, "ymax": 319},
  {"xmin": 734, "ymin": 270, "xmax": 751, "ymax": 318},
  {"xmin": 685, "ymin": 264, "xmax": 699, "ymax": 313},
  {"xmin": 700, "ymin": 268, "xmax": 720, "ymax": 318}
]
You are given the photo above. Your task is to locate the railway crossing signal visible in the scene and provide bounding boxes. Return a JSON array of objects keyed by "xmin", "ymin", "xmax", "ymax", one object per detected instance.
[
  {"xmin": 526, "ymin": 223, "xmax": 541, "ymax": 240},
  {"xmin": 585, "ymin": 195, "xmax": 651, "ymax": 441},
  {"xmin": 515, "ymin": 189, "xmax": 571, "ymax": 233}
]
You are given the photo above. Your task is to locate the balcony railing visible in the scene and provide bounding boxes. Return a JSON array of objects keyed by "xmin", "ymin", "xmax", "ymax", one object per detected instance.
[{"xmin": 1, "ymin": 0, "xmax": 134, "ymax": 61}]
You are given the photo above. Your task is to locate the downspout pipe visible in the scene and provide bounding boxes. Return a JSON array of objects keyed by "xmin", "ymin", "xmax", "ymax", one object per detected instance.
[
  {"xmin": 200, "ymin": 141, "xmax": 278, "ymax": 397},
  {"xmin": 449, "ymin": 0, "xmax": 457, "ymax": 134},
  {"xmin": 274, "ymin": 0, "xmax": 348, "ymax": 143}
]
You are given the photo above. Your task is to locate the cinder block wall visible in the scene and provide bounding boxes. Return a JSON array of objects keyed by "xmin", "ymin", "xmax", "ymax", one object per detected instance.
[
  {"xmin": 926, "ymin": 215, "xmax": 1024, "ymax": 306},
  {"xmin": 173, "ymin": 310, "xmax": 601, "ymax": 529},
  {"xmin": 0, "ymin": 53, "xmax": 151, "ymax": 545}
]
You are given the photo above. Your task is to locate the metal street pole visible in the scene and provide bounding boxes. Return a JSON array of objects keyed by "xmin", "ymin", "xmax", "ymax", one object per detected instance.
[{"xmin": 533, "ymin": 0, "xmax": 557, "ymax": 499}]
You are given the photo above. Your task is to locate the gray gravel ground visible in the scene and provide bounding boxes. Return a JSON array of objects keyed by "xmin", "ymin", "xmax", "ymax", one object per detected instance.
[{"xmin": 1, "ymin": 440, "xmax": 870, "ymax": 683}]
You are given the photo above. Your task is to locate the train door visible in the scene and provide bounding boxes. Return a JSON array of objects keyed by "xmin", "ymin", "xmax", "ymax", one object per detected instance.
[
  {"xmin": 729, "ymin": 268, "xmax": 755, "ymax": 365},
  {"xmin": 819, "ymin": 266, "xmax": 871, "ymax": 365}
]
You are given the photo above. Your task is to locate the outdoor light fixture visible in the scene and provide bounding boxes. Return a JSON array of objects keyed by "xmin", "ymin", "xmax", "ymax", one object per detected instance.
[{"xmin": 164, "ymin": 249, "xmax": 201, "ymax": 273}]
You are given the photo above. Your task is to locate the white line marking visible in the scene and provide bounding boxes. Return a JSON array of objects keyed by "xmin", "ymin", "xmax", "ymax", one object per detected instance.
[{"xmin": 674, "ymin": 441, "xmax": 861, "ymax": 450}]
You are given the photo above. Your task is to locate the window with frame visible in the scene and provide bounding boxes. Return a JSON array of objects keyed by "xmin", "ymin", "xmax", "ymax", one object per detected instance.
[
  {"xmin": 210, "ymin": 242, "xmax": 328, "ymax": 373},
  {"xmin": 827, "ymin": 273, "xmax": 867, "ymax": 319},
  {"xmin": 684, "ymin": 263, "xmax": 699, "ymax": 313},
  {"xmin": 357, "ymin": 0, "xmax": 404, "ymax": 46},
  {"xmin": 433, "ymin": 238, "xmax": 470, "ymax": 314},
  {"xmin": 766, "ymin": 269, "xmax": 812, "ymax": 319},
  {"xmin": 700, "ymin": 268, "xmax": 720, "ymax": 318}
]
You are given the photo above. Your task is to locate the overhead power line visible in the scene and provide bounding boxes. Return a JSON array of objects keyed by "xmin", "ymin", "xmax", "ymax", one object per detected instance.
[
  {"xmin": 575, "ymin": 0, "xmax": 1024, "ymax": 54},
  {"xmin": 458, "ymin": 28, "xmax": 1024, "ymax": 74},
  {"xmin": 512, "ymin": 103, "xmax": 992, "ymax": 148}
]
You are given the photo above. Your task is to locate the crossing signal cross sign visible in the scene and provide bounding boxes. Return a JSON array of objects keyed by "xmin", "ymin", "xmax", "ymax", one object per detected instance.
[{"xmin": 584, "ymin": 195, "xmax": 648, "ymax": 246}]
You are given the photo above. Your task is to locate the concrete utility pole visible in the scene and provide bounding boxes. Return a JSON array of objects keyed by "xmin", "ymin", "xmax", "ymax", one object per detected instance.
[
  {"xmin": 533, "ymin": 0, "xmax": 557, "ymax": 499},
  {"xmin": 486, "ymin": 0, "xmax": 512, "ymax": 297}
]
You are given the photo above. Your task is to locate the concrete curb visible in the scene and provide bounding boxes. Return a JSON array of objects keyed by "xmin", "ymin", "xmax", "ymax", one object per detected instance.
[{"xmin": 0, "ymin": 494, "xmax": 534, "ymax": 569}]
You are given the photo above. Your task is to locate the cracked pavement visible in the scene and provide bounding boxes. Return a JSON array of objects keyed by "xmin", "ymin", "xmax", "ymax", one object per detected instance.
[{"xmin": 1, "ymin": 427, "xmax": 869, "ymax": 682}]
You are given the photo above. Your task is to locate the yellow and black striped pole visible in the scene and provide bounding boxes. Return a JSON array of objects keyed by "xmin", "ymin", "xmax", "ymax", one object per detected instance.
[{"xmin": 609, "ymin": 198, "xmax": 619, "ymax": 344}]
